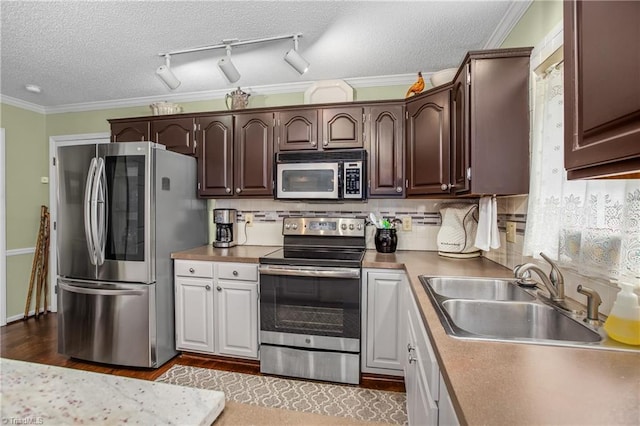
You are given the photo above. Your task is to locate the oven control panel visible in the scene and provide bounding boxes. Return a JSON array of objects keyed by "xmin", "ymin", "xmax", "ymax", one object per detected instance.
[{"xmin": 282, "ymin": 217, "xmax": 366, "ymax": 237}]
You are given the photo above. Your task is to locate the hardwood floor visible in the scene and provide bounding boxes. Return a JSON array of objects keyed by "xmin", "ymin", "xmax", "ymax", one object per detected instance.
[{"xmin": 1, "ymin": 313, "xmax": 404, "ymax": 392}]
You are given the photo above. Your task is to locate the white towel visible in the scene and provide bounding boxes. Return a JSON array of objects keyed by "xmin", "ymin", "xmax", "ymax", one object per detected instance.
[{"xmin": 474, "ymin": 196, "xmax": 501, "ymax": 251}]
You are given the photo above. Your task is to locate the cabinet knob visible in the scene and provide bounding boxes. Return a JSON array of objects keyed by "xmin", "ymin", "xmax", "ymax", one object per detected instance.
[
  {"xmin": 235, "ymin": 188, "xmax": 241, "ymax": 193},
  {"xmin": 323, "ymin": 140, "xmax": 329, "ymax": 147},
  {"xmin": 311, "ymin": 141, "xmax": 317, "ymax": 147},
  {"xmin": 396, "ymin": 186, "xmax": 402, "ymax": 193},
  {"xmin": 216, "ymin": 286, "xmax": 222, "ymax": 292},
  {"xmin": 233, "ymin": 270, "xmax": 238, "ymax": 276},
  {"xmin": 225, "ymin": 187, "xmax": 231, "ymax": 194},
  {"xmin": 189, "ymin": 268, "xmax": 195, "ymax": 273},
  {"xmin": 441, "ymin": 183, "xmax": 454, "ymax": 191},
  {"xmin": 205, "ymin": 285, "xmax": 211, "ymax": 290}
]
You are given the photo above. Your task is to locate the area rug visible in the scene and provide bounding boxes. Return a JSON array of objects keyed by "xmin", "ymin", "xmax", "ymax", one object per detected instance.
[{"xmin": 156, "ymin": 365, "xmax": 407, "ymax": 425}]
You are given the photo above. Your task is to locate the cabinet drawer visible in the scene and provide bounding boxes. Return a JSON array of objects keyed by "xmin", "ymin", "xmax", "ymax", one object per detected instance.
[
  {"xmin": 175, "ymin": 260, "xmax": 214, "ymax": 278},
  {"xmin": 218, "ymin": 263, "xmax": 258, "ymax": 282}
]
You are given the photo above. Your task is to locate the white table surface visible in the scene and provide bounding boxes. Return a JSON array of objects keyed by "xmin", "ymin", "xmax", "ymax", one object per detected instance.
[{"xmin": 0, "ymin": 358, "xmax": 225, "ymax": 425}]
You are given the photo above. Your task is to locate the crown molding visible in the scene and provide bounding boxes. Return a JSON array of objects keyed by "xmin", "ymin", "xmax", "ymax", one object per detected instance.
[
  {"xmin": 484, "ymin": 0, "xmax": 533, "ymax": 49},
  {"xmin": 7, "ymin": 73, "xmax": 419, "ymax": 115},
  {"xmin": 0, "ymin": 95, "xmax": 47, "ymax": 114}
]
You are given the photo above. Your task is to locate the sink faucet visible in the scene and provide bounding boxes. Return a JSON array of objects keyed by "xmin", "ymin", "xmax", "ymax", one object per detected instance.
[{"xmin": 513, "ymin": 253, "xmax": 565, "ymax": 302}]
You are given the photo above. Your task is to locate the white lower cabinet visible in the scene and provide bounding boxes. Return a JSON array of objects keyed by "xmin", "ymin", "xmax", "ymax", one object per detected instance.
[
  {"xmin": 361, "ymin": 269, "xmax": 406, "ymax": 376},
  {"xmin": 175, "ymin": 260, "xmax": 259, "ymax": 360},
  {"xmin": 215, "ymin": 279, "xmax": 258, "ymax": 358},
  {"xmin": 438, "ymin": 373, "xmax": 460, "ymax": 426},
  {"xmin": 405, "ymin": 282, "xmax": 459, "ymax": 426},
  {"xmin": 175, "ymin": 276, "xmax": 214, "ymax": 353}
]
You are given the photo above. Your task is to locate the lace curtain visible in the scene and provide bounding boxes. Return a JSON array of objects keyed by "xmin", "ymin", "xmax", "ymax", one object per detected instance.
[{"xmin": 523, "ymin": 63, "xmax": 640, "ymax": 280}]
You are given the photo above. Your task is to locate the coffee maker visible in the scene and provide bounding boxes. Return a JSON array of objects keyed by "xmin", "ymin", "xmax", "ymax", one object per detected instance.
[{"xmin": 213, "ymin": 208, "xmax": 238, "ymax": 248}]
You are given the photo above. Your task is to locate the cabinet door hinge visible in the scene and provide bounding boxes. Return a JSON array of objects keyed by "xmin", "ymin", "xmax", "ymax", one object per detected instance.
[
  {"xmin": 194, "ymin": 139, "xmax": 198, "ymax": 150},
  {"xmin": 198, "ymin": 182, "xmax": 201, "ymax": 190},
  {"xmin": 193, "ymin": 122, "xmax": 197, "ymax": 132},
  {"xmin": 405, "ymin": 179, "xmax": 409, "ymax": 188},
  {"xmin": 53, "ymin": 221, "xmax": 56, "ymax": 231},
  {"xmin": 466, "ymin": 63, "xmax": 471, "ymax": 85},
  {"xmin": 405, "ymin": 111, "xmax": 409, "ymax": 120},
  {"xmin": 52, "ymin": 157, "xmax": 56, "ymax": 166},
  {"xmin": 466, "ymin": 167, "xmax": 472, "ymax": 181}
]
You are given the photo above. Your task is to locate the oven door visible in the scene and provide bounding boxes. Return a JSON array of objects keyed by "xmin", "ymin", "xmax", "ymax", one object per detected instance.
[
  {"xmin": 259, "ymin": 265, "xmax": 360, "ymax": 352},
  {"xmin": 276, "ymin": 162, "xmax": 339, "ymax": 199}
]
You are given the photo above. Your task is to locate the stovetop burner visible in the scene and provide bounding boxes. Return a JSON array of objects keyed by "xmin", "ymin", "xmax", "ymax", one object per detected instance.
[
  {"xmin": 259, "ymin": 217, "xmax": 366, "ymax": 268},
  {"xmin": 260, "ymin": 247, "xmax": 365, "ymax": 268}
]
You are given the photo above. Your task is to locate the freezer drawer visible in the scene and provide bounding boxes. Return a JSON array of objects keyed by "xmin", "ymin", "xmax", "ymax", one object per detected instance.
[{"xmin": 57, "ymin": 279, "xmax": 155, "ymax": 367}]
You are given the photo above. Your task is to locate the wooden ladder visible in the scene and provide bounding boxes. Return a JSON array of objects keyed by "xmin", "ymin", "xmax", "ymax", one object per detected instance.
[{"xmin": 24, "ymin": 205, "xmax": 50, "ymax": 320}]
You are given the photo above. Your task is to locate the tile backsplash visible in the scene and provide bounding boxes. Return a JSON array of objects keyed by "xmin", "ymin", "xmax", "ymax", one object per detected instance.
[
  {"xmin": 209, "ymin": 198, "xmax": 454, "ymax": 251},
  {"xmin": 208, "ymin": 195, "xmax": 625, "ymax": 316}
]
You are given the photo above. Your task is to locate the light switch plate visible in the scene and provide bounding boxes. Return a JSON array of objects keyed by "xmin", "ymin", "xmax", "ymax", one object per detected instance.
[
  {"xmin": 402, "ymin": 216, "xmax": 412, "ymax": 231},
  {"xmin": 40, "ymin": 176, "xmax": 49, "ymax": 184},
  {"xmin": 506, "ymin": 221, "xmax": 517, "ymax": 243}
]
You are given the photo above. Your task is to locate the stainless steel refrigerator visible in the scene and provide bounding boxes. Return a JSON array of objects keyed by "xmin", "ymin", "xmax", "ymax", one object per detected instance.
[{"xmin": 56, "ymin": 142, "xmax": 206, "ymax": 368}]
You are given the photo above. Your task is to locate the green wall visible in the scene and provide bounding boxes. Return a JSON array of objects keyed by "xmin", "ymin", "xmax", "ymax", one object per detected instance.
[
  {"xmin": 1, "ymin": 103, "xmax": 48, "ymax": 319},
  {"xmin": 501, "ymin": 0, "xmax": 563, "ymax": 48}
]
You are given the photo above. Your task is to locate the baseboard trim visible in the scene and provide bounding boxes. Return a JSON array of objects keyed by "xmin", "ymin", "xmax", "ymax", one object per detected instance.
[
  {"xmin": 360, "ymin": 372, "xmax": 406, "ymax": 393},
  {"xmin": 6, "ymin": 309, "xmax": 50, "ymax": 324}
]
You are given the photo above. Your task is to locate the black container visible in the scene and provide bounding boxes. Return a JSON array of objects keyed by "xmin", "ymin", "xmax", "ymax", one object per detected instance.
[{"xmin": 374, "ymin": 228, "xmax": 398, "ymax": 253}]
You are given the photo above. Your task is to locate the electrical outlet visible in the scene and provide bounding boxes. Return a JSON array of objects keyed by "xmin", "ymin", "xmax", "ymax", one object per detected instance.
[
  {"xmin": 402, "ymin": 216, "xmax": 412, "ymax": 231},
  {"xmin": 245, "ymin": 213, "xmax": 254, "ymax": 227},
  {"xmin": 506, "ymin": 221, "xmax": 517, "ymax": 243}
]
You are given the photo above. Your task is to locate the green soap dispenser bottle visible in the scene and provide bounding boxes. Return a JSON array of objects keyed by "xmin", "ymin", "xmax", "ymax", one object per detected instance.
[{"xmin": 603, "ymin": 279, "xmax": 640, "ymax": 346}]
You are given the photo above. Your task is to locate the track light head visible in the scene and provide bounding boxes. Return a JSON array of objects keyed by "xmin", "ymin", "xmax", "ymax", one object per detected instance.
[
  {"xmin": 284, "ymin": 35, "xmax": 309, "ymax": 75},
  {"xmin": 218, "ymin": 45, "xmax": 241, "ymax": 83},
  {"xmin": 156, "ymin": 55, "xmax": 181, "ymax": 90}
]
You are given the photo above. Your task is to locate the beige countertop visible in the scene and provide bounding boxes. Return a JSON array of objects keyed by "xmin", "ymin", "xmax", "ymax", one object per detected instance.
[
  {"xmin": 171, "ymin": 244, "xmax": 280, "ymax": 263},
  {"xmin": 173, "ymin": 246, "xmax": 640, "ymax": 425}
]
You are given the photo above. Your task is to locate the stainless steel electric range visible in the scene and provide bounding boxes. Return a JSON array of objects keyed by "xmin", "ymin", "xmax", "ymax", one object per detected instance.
[{"xmin": 258, "ymin": 216, "xmax": 366, "ymax": 385}]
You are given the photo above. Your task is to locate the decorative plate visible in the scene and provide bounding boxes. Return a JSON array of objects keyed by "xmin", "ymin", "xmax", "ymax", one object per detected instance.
[{"xmin": 304, "ymin": 80, "xmax": 354, "ymax": 104}]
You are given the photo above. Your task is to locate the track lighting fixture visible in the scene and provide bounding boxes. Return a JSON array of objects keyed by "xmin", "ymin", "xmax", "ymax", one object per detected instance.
[
  {"xmin": 218, "ymin": 45, "xmax": 241, "ymax": 83},
  {"xmin": 156, "ymin": 55, "xmax": 181, "ymax": 90},
  {"xmin": 157, "ymin": 33, "xmax": 308, "ymax": 88},
  {"xmin": 284, "ymin": 35, "xmax": 310, "ymax": 75}
]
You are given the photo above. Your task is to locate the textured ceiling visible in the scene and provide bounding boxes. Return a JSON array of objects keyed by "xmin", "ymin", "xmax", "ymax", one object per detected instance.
[{"xmin": 1, "ymin": 1, "xmax": 521, "ymax": 108}]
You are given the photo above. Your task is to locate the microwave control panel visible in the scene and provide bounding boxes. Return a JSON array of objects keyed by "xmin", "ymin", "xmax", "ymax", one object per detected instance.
[{"xmin": 343, "ymin": 161, "xmax": 363, "ymax": 199}]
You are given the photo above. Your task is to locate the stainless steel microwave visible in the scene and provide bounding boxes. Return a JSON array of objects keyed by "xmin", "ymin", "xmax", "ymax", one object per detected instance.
[{"xmin": 275, "ymin": 150, "xmax": 367, "ymax": 200}]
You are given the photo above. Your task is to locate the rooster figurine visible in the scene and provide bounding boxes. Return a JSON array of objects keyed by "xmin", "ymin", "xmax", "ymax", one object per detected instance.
[{"xmin": 405, "ymin": 72, "xmax": 425, "ymax": 98}]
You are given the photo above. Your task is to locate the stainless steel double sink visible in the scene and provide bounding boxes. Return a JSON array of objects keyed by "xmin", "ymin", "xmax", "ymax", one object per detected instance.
[{"xmin": 420, "ymin": 276, "xmax": 638, "ymax": 352}]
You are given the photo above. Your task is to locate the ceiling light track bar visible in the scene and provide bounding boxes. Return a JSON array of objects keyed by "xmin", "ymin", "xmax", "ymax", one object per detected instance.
[{"xmin": 159, "ymin": 33, "xmax": 303, "ymax": 57}]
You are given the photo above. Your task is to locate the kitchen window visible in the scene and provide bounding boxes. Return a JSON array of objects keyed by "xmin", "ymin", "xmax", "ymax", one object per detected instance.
[{"xmin": 523, "ymin": 62, "xmax": 640, "ymax": 280}]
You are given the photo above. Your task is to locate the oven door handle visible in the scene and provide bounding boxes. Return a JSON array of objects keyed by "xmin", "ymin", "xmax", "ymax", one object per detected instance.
[{"xmin": 258, "ymin": 265, "xmax": 361, "ymax": 279}]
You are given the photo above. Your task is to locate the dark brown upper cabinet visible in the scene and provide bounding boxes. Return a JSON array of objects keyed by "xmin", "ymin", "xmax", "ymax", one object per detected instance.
[
  {"xmin": 450, "ymin": 48, "xmax": 531, "ymax": 195},
  {"xmin": 277, "ymin": 107, "xmax": 364, "ymax": 151},
  {"xmin": 233, "ymin": 112, "xmax": 274, "ymax": 197},
  {"xmin": 110, "ymin": 119, "xmax": 150, "ymax": 142},
  {"xmin": 405, "ymin": 87, "xmax": 451, "ymax": 196},
  {"xmin": 277, "ymin": 109, "xmax": 319, "ymax": 151},
  {"xmin": 197, "ymin": 115, "xmax": 234, "ymax": 197},
  {"xmin": 151, "ymin": 117, "xmax": 196, "ymax": 156},
  {"xmin": 564, "ymin": 1, "xmax": 640, "ymax": 179},
  {"xmin": 321, "ymin": 107, "xmax": 365, "ymax": 149},
  {"xmin": 367, "ymin": 104, "xmax": 405, "ymax": 197}
]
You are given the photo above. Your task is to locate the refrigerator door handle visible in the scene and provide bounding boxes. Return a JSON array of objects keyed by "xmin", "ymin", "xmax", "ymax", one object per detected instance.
[
  {"xmin": 94, "ymin": 157, "xmax": 107, "ymax": 265},
  {"xmin": 83, "ymin": 157, "xmax": 98, "ymax": 265},
  {"xmin": 58, "ymin": 282, "xmax": 146, "ymax": 297}
]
